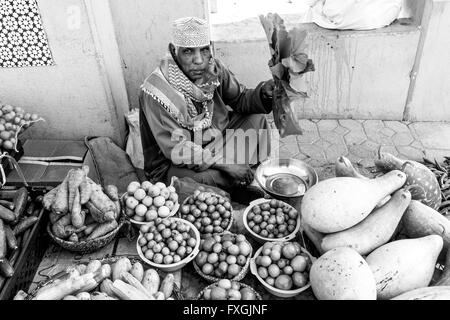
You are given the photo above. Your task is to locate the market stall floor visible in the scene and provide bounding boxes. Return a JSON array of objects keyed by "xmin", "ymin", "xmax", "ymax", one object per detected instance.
[{"xmin": 274, "ymin": 118, "xmax": 450, "ymax": 176}]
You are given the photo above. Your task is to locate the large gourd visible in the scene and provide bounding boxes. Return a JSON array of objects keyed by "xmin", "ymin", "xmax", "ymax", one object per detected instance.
[
  {"xmin": 301, "ymin": 170, "xmax": 407, "ymax": 233},
  {"xmin": 334, "ymin": 156, "xmax": 390, "ymax": 208},
  {"xmin": 375, "ymin": 152, "xmax": 441, "ymax": 210},
  {"xmin": 321, "ymin": 188, "xmax": 411, "ymax": 255},
  {"xmin": 402, "ymin": 200, "xmax": 450, "ymax": 248},
  {"xmin": 366, "ymin": 235, "xmax": 443, "ymax": 300},
  {"xmin": 309, "ymin": 247, "xmax": 377, "ymax": 300}
]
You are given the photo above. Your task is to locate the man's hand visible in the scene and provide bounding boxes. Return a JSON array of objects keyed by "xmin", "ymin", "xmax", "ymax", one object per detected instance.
[
  {"xmin": 261, "ymin": 79, "xmax": 275, "ymax": 100},
  {"xmin": 213, "ymin": 164, "xmax": 255, "ymax": 186}
]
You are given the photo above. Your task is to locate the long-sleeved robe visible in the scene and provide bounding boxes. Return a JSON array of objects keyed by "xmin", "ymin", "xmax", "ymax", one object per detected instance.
[{"xmin": 139, "ymin": 58, "xmax": 272, "ymax": 191}]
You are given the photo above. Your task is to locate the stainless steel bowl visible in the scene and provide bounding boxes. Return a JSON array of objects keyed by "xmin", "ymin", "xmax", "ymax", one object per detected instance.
[{"xmin": 254, "ymin": 158, "xmax": 319, "ymax": 200}]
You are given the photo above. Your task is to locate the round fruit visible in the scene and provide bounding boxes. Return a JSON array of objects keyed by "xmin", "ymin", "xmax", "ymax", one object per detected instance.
[
  {"xmin": 268, "ymin": 264, "xmax": 281, "ymax": 278},
  {"xmin": 160, "ymin": 188, "xmax": 171, "ymax": 200},
  {"xmin": 165, "ymin": 200, "xmax": 175, "ymax": 211},
  {"xmin": 218, "ymin": 279, "xmax": 232, "ymax": 290},
  {"xmin": 240, "ymin": 287, "xmax": 256, "ymax": 300},
  {"xmin": 282, "ymin": 243, "xmax": 298, "ymax": 260},
  {"xmin": 126, "ymin": 197, "xmax": 139, "ymax": 210},
  {"xmin": 228, "ymin": 264, "xmax": 241, "ymax": 277},
  {"xmin": 144, "ymin": 250, "xmax": 154, "ymax": 261},
  {"xmin": 145, "ymin": 210, "xmax": 158, "ymax": 221},
  {"xmin": 226, "ymin": 255, "xmax": 237, "ymax": 265},
  {"xmin": 283, "ymin": 266, "xmax": 294, "ymax": 276},
  {"xmin": 275, "ymin": 275, "xmax": 293, "ymax": 290},
  {"xmin": 142, "ymin": 196, "xmax": 153, "ymax": 207},
  {"xmin": 153, "ymin": 196, "xmax": 166, "ymax": 208},
  {"xmin": 133, "ymin": 189, "xmax": 146, "ymax": 201},
  {"xmin": 212, "ymin": 243, "xmax": 222, "ymax": 254},
  {"xmin": 127, "ymin": 182, "xmax": 141, "ymax": 195},
  {"xmin": 210, "ymin": 287, "xmax": 227, "ymax": 300},
  {"xmin": 218, "ymin": 261, "xmax": 228, "ymax": 274},
  {"xmin": 207, "ymin": 253, "xmax": 219, "ymax": 264},
  {"xmin": 292, "ymin": 272, "xmax": 308, "ymax": 288},
  {"xmin": 163, "ymin": 255, "xmax": 174, "ymax": 264},
  {"xmin": 147, "ymin": 185, "xmax": 161, "ymax": 197},
  {"xmin": 270, "ymin": 250, "xmax": 281, "ymax": 262},
  {"xmin": 259, "ymin": 256, "xmax": 272, "ymax": 267},
  {"xmin": 228, "ymin": 289, "xmax": 241, "ymax": 300},
  {"xmin": 158, "ymin": 206, "xmax": 171, "ymax": 218},
  {"xmin": 202, "ymin": 263, "xmax": 214, "ymax": 275},
  {"xmin": 154, "ymin": 182, "xmax": 166, "ymax": 190},
  {"xmin": 291, "ymin": 255, "xmax": 308, "ymax": 272},
  {"xmin": 153, "ymin": 253, "xmax": 164, "ymax": 264},
  {"xmin": 265, "ymin": 277, "xmax": 275, "ymax": 287},
  {"xmin": 135, "ymin": 204, "xmax": 147, "ymax": 217},
  {"xmin": 227, "ymin": 244, "xmax": 240, "ymax": 256},
  {"xmin": 141, "ymin": 181, "xmax": 153, "ymax": 191}
]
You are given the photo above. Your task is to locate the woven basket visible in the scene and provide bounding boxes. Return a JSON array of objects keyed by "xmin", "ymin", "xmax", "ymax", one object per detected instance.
[
  {"xmin": 47, "ymin": 218, "xmax": 125, "ymax": 254},
  {"xmin": 26, "ymin": 255, "xmax": 184, "ymax": 300},
  {"xmin": 179, "ymin": 193, "xmax": 234, "ymax": 238},
  {"xmin": 193, "ymin": 232, "xmax": 253, "ymax": 283},
  {"xmin": 196, "ymin": 280, "xmax": 262, "ymax": 300}
]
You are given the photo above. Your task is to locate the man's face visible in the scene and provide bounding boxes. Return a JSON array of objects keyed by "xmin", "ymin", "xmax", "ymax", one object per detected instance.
[{"xmin": 175, "ymin": 45, "xmax": 212, "ymax": 82}]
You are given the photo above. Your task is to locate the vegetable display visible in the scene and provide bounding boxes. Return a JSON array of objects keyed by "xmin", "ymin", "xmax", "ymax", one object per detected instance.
[
  {"xmin": 301, "ymin": 170, "xmax": 407, "ymax": 233},
  {"xmin": 22, "ymin": 257, "xmax": 177, "ymax": 300},
  {"xmin": 254, "ymin": 242, "xmax": 310, "ymax": 291},
  {"xmin": 0, "ymin": 103, "xmax": 43, "ymax": 152},
  {"xmin": 194, "ymin": 233, "xmax": 252, "ymax": 280},
  {"xmin": 179, "ymin": 189, "xmax": 232, "ymax": 238},
  {"xmin": 123, "ymin": 181, "xmax": 179, "ymax": 222},
  {"xmin": 44, "ymin": 167, "xmax": 121, "ymax": 242},
  {"xmin": 246, "ymin": 199, "xmax": 298, "ymax": 239},
  {"xmin": 366, "ymin": 235, "xmax": 443, "ymax": 300},
  {"xmin": 310, "ymin": 247, "xmax": 377, "ymax": 300},
  {"xmin": 375, "ymin": 152, "xmax": 442, "ymax": 210},
  {"xmin": 0, "ymin": 189, "xmax": 42, "ymax": 290},
  {"xmin": 138, "ymin": 218, "xmax": 198, "ymax": 266},
  {"xmin": 199, "ymin": 280, "xmax": 259, "ymax": 300}
]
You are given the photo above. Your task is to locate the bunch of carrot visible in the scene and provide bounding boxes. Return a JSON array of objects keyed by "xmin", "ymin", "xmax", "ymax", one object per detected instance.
[{"xmin": 43, "ymin": 166, "xmax": 121, "ymax": 242}]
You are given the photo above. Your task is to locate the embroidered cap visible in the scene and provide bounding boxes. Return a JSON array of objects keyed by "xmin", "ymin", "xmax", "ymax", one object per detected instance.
[{"xmin": 172, "ymin": 17, "xmax": 210, "ymax": 48}]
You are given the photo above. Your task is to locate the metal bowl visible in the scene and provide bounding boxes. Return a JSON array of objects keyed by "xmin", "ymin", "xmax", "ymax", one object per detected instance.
[{"xmin": 255, "ymin": 158, "xmax": 318, "ymax": 200}]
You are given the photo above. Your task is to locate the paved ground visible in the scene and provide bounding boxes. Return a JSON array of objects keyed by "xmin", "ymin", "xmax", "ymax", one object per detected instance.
[{"xmin": 270, "ymin": 118, "xmax": 450, "ymax": 180}]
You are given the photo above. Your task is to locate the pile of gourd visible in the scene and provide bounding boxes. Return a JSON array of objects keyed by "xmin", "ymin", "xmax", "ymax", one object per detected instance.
[{"xmin": 302, "ymin": 152, "xmax": 450, "ymax": 300}]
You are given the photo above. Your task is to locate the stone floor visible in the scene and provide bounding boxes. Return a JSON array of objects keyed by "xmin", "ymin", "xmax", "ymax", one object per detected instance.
[{"xmin": 270, "ymin": 119, "xmax": 450, "ymax": 180}]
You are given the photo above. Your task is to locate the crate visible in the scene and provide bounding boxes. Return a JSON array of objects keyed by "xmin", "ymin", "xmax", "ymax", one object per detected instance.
[{"xmin": 0, "ymin": 206, "xmax": 49, "ymax": 300}]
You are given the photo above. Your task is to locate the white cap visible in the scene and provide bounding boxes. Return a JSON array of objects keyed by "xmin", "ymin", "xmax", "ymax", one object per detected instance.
[{"xmin": 172, "ymin": 17, "xmax": 210, "ymax": 48}]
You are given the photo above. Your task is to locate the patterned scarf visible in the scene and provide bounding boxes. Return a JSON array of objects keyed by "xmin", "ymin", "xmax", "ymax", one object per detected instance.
[{"xmin": 166, "ymin": 50, "xmax": 220, "ymax": 119}]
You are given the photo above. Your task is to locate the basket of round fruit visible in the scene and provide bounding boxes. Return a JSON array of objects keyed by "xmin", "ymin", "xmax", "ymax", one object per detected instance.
[
  {"xmin": 122, "ymin": 180, "xmax": 180, "ymax": 228},
  {"xmin": 250, "ymin": 241, "xmax": 315, "ymax": 298},
  {"xmin": 136, "ymin": 217, "xmax": 201, "ymax": 273},
  {"xmin": 243, "ymin": 198, "xmax": 301, "ymax": 244},
  {"xmin": 196, "ymin": 279, "xmax": 262, "ymax": 301},
  {"xmin": 178, "ymin": 189, "xmax": 233, "ymax": 239},
  {"xmin": 19, "ymin": 256, "xmax": 184, "ymax": 300},
  {"xmin": 193, "ymin": 232, "xmax": 253, "ymax": 283}
]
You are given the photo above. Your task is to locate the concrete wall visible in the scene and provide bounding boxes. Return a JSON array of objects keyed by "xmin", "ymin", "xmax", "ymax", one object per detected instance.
[
  {"xmin": 405, "ymin": 0, "xmax": 450, "ymax": 121},
  {"xmin": 215, "ymin": 21, "xmax": 421, "ymax": 120},
  {"xmin": 108, "ymin": 0, "xmax": 209, "ymax": 110},
  {"xmin": 0, "ymin": 0, "xmax": 128, "ymax": 145}
]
